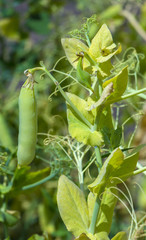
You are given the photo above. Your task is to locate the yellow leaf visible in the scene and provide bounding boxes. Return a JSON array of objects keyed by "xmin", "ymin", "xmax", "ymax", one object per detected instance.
[
  {"xmin": 89, "ymin": 24, "xmax": 121, "ymax": 63},
  {"xmin": 61, "ymin": 38, "xmax": 90, "ymax": 69},
  {"xmin": 57, "ymin": 175, "xmax": 89, "ymax": 237},
  {"xmin": 89, "ymin": 24, "xmax": 113, "ymax": 60}
]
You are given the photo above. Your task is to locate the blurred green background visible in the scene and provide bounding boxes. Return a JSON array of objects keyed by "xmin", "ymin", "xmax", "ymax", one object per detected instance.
[{"xmin": 0, "ymin": 0, "xmax": 146, "ymax": 239}]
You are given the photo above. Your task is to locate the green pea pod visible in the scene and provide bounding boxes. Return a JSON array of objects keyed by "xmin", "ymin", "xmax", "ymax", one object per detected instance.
[{"xmin": 17, "ymin": 75, "xmax": 37, "ymax": 166}]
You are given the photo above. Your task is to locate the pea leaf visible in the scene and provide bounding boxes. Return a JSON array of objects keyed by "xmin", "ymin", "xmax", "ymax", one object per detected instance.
[
  {"xmin": 96, "ymin": 188, "xmax": 117, "ymax": 234},
  {"xmin": 97, "ymin": 61, "xmax": 113, "ymax": 80},
  {"xmin": 88, "ymin": 148, "xmax": 124, "ymax": 196},
  {"xmin": 9, "ymin": 166, "xmax": 51, "ymax": 194},
  {"xmin": 75, "ymin": 233, "xmax": 91, "ymax": 240},
  {"xmin": 61, "ymin": 38, "xmax": 90, "ymax": 69},
  {"xmin": 110, "ymin": 127, "xmax": 122, "ymax": 149},
  {"xmin": 112, "ymin": 152, "xmax": 139, "ymax": 184},
  {"xmin": 89, "ymin": 24, "xmax": 121, "ymax": 62},
  {"xmin": 88, "ymin": 148, "xmax": 139, "ymax": 195},
  {"xmin": 57, "ymin": 175, "xmax": 89, "ymax": 237},
  {"xmin": 66, "ymin": 93, "xmax": 103, "ymax": 146},
  {"xmin": 75, "ymin": 233, "xmax": 109, "ymax": 240},
  {"xmin": 102, "ymin": 66, "xmax": 128, "ymax": 102},
  {"xmin": 27, "ymin": 234, "xmax": 47, "ymax": 240},
  {"xmin": 0, "ymin": 210, "xmax": 20, "ymax": 226},
  {"xmin": 87, "ymin": 189, "xmax": 117, "ymax": 235},
  {"xmin": 76, "ymin": 58, "xmax": 92, "ymax": 90},
  {"xmin": 111, "ymin": 232, "xmax": 128, "ymax": 240},
  {"xmin": 95, "ymin": 232, "xmax": 110, "ymax": 240}
]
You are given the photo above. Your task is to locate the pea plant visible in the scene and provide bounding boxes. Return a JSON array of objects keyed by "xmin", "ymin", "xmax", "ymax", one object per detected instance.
[{"xmin": 0, "ymin": 18, "xmax": 146, "ymax": 240}]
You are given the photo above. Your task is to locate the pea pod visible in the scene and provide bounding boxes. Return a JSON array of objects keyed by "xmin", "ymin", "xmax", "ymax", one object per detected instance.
[{"xmin": 17, "ymin": 73, "xmax": 37, "ymax": 166}]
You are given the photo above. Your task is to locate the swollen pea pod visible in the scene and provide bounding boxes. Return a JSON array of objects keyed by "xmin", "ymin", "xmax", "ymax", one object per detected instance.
[{"xmin": 17, "ymin": 71, "xmax": 37, "ymax": 166}]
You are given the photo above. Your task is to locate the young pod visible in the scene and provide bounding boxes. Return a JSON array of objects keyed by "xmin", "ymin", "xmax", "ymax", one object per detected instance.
[{"xmin": 17, "ymin": 74, "xmax": 37, "ymax": 166}]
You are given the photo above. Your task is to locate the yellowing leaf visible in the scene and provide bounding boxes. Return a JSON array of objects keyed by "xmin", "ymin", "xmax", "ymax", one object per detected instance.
[
  {"xmin": 61, "ymin": 38, "xmax": 90, "ymax": 69},
  {"xmin": 75, "ymin": 233, "xmax": 91, "ymax": 240},
  {"xmin": 66, "ymin": 93, "xmax": 104, "ymax": 146},
  {"xmin": 95, "ymin": 232, "xmax": 110, "ymax": 240},
  {"xmin": 87, "ymin": 192, "xmax": 96, "ymax": 223},
  {"xmin": 66, "ymin": 93, "xmax": 95, "ymax": 124},
  {"xmin": 57, "ymin": 175, "xmax": 89, "ymax": 237},
  {"xmin": 67, "ymin": 109, "xmax": 103, "ymax": 146},
  {"xmin": 102, "ymin": 66, "xmax": 128, "ymax": 104},
  {"xmin": 89, "ymin": 24, "xmax": 113, "ymax": 59},
  {"xmin": 111, "ymin": 232, "xmax": 128, "ymax": 240},
  {"xmin": 88, "ymin": 148, "xmax": 139, "ymax": 196},
  {"xmin": 88, "ymin": 148, "xmax": 124, "ymax": 196},
  {"xmin": 96, "ymin": 188, "xmax": 117, "ymax": 234},
  {"xmin": 87, "ymin": 189, "xmax": 117, "ymax": 235},
  {"xmin": 89, "ymin": 24, "xmax": 121, "ymax": 63}
]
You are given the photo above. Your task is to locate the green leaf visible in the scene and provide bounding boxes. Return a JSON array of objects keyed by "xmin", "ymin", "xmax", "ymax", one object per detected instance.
[
  {"xmin": 27, "ymin": 234, "xmax": 47, "ymax": 240},
  {"xmin": 88, "ymin": 149, "xmax": 139, "ymax": 195},
  {"xmin": 66, "ymin": 93, "xmax": 103, "ymax": 146},
  {"xmin": 61, "ymin": 38, "xmax": 90, "ymax": 69},
  {"xmin": 88, "ymin": 148, "xmax": 124, "ymax": 196},
  {"xmin": 112, "ymin": 152, "xmax": 139, "ymax": 183},
  {"xmin": 0, "ymin": 184, "xmax": 12, "ymax": 194},
  {"xmin": 10, "ymin": 166, "xmax": 51, "ymax": 193},
  {"xmin": 95, "ymin": 232, "xmax": 110, "ymax": 240},
  {"xmin": 110, "ymin": 127, "xmax": 122, "ymax": 149},
  {"xmin": 57, "ymin": 175, "xmax": 89, "ymax": 237},
  {"xmin": 97, "ymin": 61, "xmax": 113, "ymax": 80},
  {"xmin": 0, "ymin": 210, "xmax": 20, "ymax": 226},
  {"xmin": 102, "ymin": 66, "xmax": 128, "ymax": 102},
  {"xmin": 96, "ymin": 188, "xmax": 117, "ymax": 234},
  {"xmin": 76, "ymin": 58, "xmax": 92, "ymax": 90},
  {"xmin": 0, "ymin": 17, "xmax": 21, "ymax": 41},
  {"xmin": 87, "ymin": 189, "xmax": 117, "ymax": 235},
  {"xmin": 111, "ymin": 232, "xmax": 128, "ymax": 240}
]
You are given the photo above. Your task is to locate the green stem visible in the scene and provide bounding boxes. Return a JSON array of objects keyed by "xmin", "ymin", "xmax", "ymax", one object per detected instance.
[
  {"xmin": 22, "ymin": 171, "xmax": 58, "ymax": 190},
  {"xmin": 89, "ymin": 146, "xmax": 102, "ymax": 234},
  {"xmin": 40, "ymin": 62, "xmax": 93, "ymax": 129},
  {"xmin": 94, "ymin": 146, "xmax": 102, "ymax": 171},
  {"xmin": 85, "ymin": 32, "xmax": 91, "ymax": 47},
  {"xmin": 108, "ymin": 88, "xmax": 146, "ymax": 105},
  {"xmin": 88, "ymin": 196, "xmax": 101, "ymax": 234}
]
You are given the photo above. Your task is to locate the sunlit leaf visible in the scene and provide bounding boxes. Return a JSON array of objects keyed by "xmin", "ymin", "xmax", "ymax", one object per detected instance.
[
  {"xmin": 95, "ymin": 232, "xmax": 110, "ymax": 240},
  {"xmin": 111, "ymin": 232, "xmax": 128, "ymax": 240},
  {"xmin": 61, "ymin": 38, "xmax": 90, "ymax": 69},
  {"xmin": 57, "ymin": 175, "xmax": 89, "ymax": 237},
  {"xmin": 96, "ymin": 188, "xmax": 117, "ymax": 234},
  {"xmin": 88, "ymin": 148, "xmax": 139, "ymax": 195},
  {"xmin": 88, "ymin": 148, "xmax": 124, "ymax": 196},
  {"xmin": 66, "ymin": 93, "xmax": 103, "ymax": 146},
  {"xmin": 89, "ymin": 24, "xmax": 121, "ymax": 62},
  {"xmin": 102, "ymin": 66, "xmax": 128, "ymax": 102}
]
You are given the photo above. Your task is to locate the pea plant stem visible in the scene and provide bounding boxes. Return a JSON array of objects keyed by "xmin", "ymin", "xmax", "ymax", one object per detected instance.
[
  {"xmin": 108, "ymin": 88, "xmax": 146, "ymax": 105},
  {"xmin": 88, "ymin": 196, "xmax": 101, "ymax": 234},
  {"xmin": 89, "ymin": 146, "xmax": 102, "ymax": 234},
  {"xmin": 22, "ymin": 171, "xmax": 58, "ymax": 190},
  {"xmin": 94, "ymin": 146, "xmax": 102, "ymax": 171},
  {"xmin": 40, "ymin": 62, "xmax": 93, "ymax": 129}
]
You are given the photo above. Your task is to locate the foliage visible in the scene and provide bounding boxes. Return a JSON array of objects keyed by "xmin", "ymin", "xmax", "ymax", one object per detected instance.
[{"xmin": 0, "ymin": 0, "xmax": 146, "ymax": 239}]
